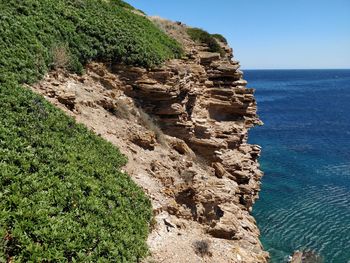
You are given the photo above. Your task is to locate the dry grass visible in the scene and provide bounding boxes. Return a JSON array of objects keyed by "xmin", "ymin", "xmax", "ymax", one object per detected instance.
[
  {"xmin": 193, "ymin": 239, "xmax": 212, "ymax": 257},
  {"xmin": 51, "ymin": 44, "xmax": 70, "ymax": 69},
  {"xmin": 112, "ymin": 99, "xmax": 132, "ymax": 120},
  {"xmin": 137, "ymin": 107, "xmax": 167, "ymax": 146},
  {"xmin": 149, "ymin": 215, "xmax": 157, "ymax": 232},
  {"xmin": 150, "ymin": 16, "xmax": 191, "ymax": 48}
]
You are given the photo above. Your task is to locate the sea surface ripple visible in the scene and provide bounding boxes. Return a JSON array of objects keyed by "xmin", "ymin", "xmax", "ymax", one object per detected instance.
[{"xmin": 246, "ymin": 69, "xmax": 350, "ymax": 263}]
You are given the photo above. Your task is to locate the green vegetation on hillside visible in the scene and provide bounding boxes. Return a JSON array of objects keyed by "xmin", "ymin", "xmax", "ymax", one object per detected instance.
[
  {"xmin": 0, "ymin": 0, "xmax": 183, "ymax": 84},
  {"xmin": 211, "ymin": 34, "xmax": 228, "ymax": 44},
  {"xmin": 0, "ymin": 0, "xmax": 185, "ymax": 261},
  {"xmin": 187, "ymin": 28, "xmax": 225, "ymax": 55},
  {"xmin": 112, "ymin": 0, "xmax": 137, "ymax": 10},
  {"xmin": 0, "ymin": 86, "xmax": 152, "ymax": 261}
]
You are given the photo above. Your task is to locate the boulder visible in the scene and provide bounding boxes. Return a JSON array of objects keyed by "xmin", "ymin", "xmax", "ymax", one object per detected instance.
[
  {"xmin": 57, "ymin": 91, "xmax": 75, "ymax": 108},
  {"xmin": 208, "ymin": 222, "xmax": 237, "ymax": 240},
  {"xmin": 169, "ymin": 138, "xmax": 195, "ymax": 157},
  {"xmin": 212, "ymin": 162, "xmax": 227, "ymax": 178},
  {"xmin": 130, "ymin": 129, "xmax": 156, "ymax": 150},
  {"xmin": 198, "ymin": 52, "xmax": 221, "ymax": 64}
]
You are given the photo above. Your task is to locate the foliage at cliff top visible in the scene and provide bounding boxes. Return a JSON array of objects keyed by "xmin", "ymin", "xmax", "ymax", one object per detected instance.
[
  {"xmin": 187, "ymin": 28, "xmax": 225, "ymax": 55},
  {"xmin": 211, "ymin": 34, "xmax": 228, "ymax": 44},
  {"xmin": 0, "ymin": 0, "xmax": 183, "ymax": 84},
  {"xmin": 0, "ymin": 0, "xmax": 168, "ymax": 261}
]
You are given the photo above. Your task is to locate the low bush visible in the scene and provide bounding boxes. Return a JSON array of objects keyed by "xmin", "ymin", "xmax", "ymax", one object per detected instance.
[
  {"xmin": 193, "ymin": 239, "xmax": 212, "ymax": 257},
  {"xmin": 0, "ymin": 0, "xmax": 183, "ymax": 84},
  {"xmin": 0, "ymin": 84, "xmax": 152, "ymax": 261},
  {"xmin": 51, "ymin": 44, "xmax": 70, "ymax": 70},
  {"xmin": 112, "ymin": 0, "xmax": 136, "ymax": 10},
  {"xmin": 150, "ymin": 17, "xmax": 189, "ymax": 46},
  {"xmin": 137, "ymin": 107, "xmax": 167, "ymax": 146},
  {"xmin": 211, "ymin": 33, "xmax": 228, "ymax": 44},
  {"xmin": 186, "ymin": 28, "xmax": 224, "ymax": 54}
]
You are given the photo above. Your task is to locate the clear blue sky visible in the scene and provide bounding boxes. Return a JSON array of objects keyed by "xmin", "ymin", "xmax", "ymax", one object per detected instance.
[{"xmin": 124, "ymin": 0, "xmax": 350, "ymax": 69}]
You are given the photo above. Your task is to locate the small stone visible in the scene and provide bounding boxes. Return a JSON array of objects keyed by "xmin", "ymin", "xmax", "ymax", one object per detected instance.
[
  {"xmin": 130, "ymin": 129, "xmax": 156, "ymax": 150},
  {"xmin": 212, "ymin": 162, "xmax": 226, "ymax": 178}
]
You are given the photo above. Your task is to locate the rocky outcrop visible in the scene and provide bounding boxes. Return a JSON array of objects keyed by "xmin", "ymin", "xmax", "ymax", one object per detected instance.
[
  {"xmin": 290, "ymin": 250, "xmax": 324, "ymax": 263},
  {"xmin": 30, "ymin": 19, "xmax": 268, "ymax": 263},
  {"xmin": 110, "ymin": 29, "xmax": 264, "ymax": 212}
]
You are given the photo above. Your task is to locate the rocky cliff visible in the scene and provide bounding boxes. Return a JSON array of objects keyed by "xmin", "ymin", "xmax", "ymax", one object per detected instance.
[{"xmin": 30, "ymin": 18, "xmax": 269, "ymax": 263}]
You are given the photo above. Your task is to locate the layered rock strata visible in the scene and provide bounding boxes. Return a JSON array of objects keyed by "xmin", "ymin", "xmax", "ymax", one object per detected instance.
[
  {"xmin": 31, "ymin": 20, "xmax": 268, "ymax": 263},
  {"xmin": 112, "ymin": 28, "xmax": 264, "ymax": 212}
]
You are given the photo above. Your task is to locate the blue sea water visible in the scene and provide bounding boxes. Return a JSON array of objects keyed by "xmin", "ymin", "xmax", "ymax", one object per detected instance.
[{"xmin": 245, "ymin": 70, "xmax": 350, "ymax": 263}]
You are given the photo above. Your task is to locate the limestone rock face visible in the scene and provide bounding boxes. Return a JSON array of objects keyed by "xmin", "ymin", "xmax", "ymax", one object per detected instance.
[
  {"xmin": 112, "ymin": 31, "xmax": 266, "ymax": 261},
  {"xmin": 31, "ymin": 20, "xmax": 268, "ymax": 263},
  {"xmin": 111, "ymin": 33, "xmax": 264, "ymax": 211}
]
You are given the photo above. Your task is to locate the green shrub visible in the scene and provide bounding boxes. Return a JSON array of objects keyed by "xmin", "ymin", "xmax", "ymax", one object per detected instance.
[
  {"xmin": 112, "ymin": 0, "xmax": 136, "ymax": 10},
  {"xmin": 112, "ymin": 0, "xmax": 147, "ymax": 15},
  {"xmin": 186, "ymin": 28, "xmax": 224, "ymax": 54},
  {"xmin": 0, "ymin": 0, "xmax": 183, "ymax": 84},
  {"xmin": 211, "ymin": 34, "xmax": 228, "ymax": 44},
  {"xmin": 0, "ymin": 84, "xmax": 152, "ymax": 262}
]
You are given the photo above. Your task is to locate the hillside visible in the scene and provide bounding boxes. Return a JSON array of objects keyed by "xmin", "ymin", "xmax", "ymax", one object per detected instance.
[
  {"xmin": 0, "ymin": 1, "xmax": 268, "ymax": 262},
  {"xmin": 0, "ymin": 0, "xmax": 183, "ymax": 261}
]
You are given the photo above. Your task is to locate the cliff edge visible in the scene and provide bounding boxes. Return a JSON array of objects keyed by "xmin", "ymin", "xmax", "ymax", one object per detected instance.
[{"xmin": 31, "ymin": 17, "xmax": 268, "ymax": 262}]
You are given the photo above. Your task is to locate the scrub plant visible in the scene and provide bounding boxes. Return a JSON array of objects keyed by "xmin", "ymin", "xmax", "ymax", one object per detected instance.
[
  {"xmin": 211, "ymin": 33, "xmax": 228, "ymax": 44},
  {"xmin": 187, "ymin": 28, "xmax": 224, "ymax": 54}
]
